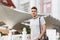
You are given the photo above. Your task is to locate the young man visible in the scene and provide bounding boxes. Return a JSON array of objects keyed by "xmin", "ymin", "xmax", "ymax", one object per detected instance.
[
  {"xmin": 30, "ymin": 7, "xmax": 46, "ymax": 40},
  {"xmin": 1, "ymin": 0, "xmax": 16, "ymax": 8}
]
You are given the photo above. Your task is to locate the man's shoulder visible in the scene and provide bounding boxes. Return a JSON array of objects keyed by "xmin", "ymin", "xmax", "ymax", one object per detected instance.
[
  {"xmin": 39, "ymin": 16, "xmax": 44, "ymax": 19},
  {"xmin": 39, "ymin": 16, "xmax": 44, "ymax": 18}
]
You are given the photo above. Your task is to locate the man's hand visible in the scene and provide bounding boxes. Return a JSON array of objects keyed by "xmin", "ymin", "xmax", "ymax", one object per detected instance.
[
  {"xmin": 35, "ymin": 37, "xmax": 40, "ymax": 40},
  {"xmin": 35, "ymin": 38, "xmax": 39, "ymax": 40}
]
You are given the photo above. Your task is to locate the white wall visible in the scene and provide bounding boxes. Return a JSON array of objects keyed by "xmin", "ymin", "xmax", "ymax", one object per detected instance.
[{"xmin": 46, "ymin": 29, "xmax": 57, "ymax": 40}]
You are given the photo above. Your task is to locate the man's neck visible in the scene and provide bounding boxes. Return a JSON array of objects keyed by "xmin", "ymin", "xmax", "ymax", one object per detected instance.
[{"xmin": 33, "ymin": 16, "xmax": 38, "ymax": 19}]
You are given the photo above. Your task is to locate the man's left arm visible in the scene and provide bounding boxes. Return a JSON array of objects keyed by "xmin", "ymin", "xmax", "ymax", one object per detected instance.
[
  {"xmin": 38, "ymin": 24, "xmax": 46, "ymax": 39},
  {"xmin": 38, "ymin": 17, "xmax": 46, "ymax": 39},
  {"xmin": 35, "ymin": 17, "xmax": 46, "ymax": 40}
]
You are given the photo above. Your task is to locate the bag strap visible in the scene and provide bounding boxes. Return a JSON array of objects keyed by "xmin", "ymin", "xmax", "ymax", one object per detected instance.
[{"xmin": 39, "ymin": 17, "xmax": 42, "ymax": 33}]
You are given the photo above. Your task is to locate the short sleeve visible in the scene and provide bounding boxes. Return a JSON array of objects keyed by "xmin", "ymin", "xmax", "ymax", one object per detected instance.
[{"xmin": 40, "ymin": 17, "xmax": 46, "ymax": 25}]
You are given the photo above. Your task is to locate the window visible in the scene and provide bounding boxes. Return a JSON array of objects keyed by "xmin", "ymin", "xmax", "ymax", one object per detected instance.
[{"xmin": 21, "ymin": 3, "xmax": 29, "ymax": 12}]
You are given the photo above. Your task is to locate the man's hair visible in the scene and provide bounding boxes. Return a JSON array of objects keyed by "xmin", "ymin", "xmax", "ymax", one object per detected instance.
[{"xmin": 31, "ymin": 7, "xmax": 37, "ymax": 10}]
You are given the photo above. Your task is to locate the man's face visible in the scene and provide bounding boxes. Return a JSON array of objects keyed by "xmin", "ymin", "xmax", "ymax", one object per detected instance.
[{"xmin": 31, "ymin": 9, "xmax": 37, "ymax": 17}]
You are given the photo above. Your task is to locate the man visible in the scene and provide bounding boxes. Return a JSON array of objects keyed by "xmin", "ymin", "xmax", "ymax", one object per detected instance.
[
  {"xmin": 30, "ymin": 7, "xmax": 46, "ymax": 40},
  {"xmin": 1, "ymin": 0, "xmax": 16, "ymax": 8}
]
